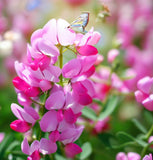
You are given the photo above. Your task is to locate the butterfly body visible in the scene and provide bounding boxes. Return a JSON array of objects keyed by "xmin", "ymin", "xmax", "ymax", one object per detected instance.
[{"xmin": 68, "ymin": 12, "xmax": 89, "ymax": 33}]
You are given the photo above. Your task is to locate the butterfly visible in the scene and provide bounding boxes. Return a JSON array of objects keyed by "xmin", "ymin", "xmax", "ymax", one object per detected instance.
[{"xmin": 68, "ymin": 12, "xmax": 89, "ymax": 33}]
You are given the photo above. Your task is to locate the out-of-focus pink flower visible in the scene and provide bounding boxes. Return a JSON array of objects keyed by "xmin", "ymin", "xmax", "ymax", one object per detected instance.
[
  {"xmin": 148, "ymin": 136, "xmax": 153, "ymax": 148},
  {"xmin": 135, "ymin": 76, "xmax": 153, "ymax": 111},
  {"xmin": 116, "ymin": 152, "xmax": 141, "ymax": 160},
  {"xmin": 93, "ymin": 117, "xmax": 110, "ymax": 134},
  {"xmin": 0, "ymin": 133, "xmax": 4, "ymax": 143},
  {"xmin": 142, "ymin": 154, "xmax": 152, "ymax": 160},
  {"xmin": 107, "ymin": 49, "xmax": 119, "ymax": 63},
  {"xmin": 64, "ymin": 0, "xmax": 90, "ymax": 6},
  {"xmin": 65, "ymin": 143, "xmax": 82, "ymax": 158}
]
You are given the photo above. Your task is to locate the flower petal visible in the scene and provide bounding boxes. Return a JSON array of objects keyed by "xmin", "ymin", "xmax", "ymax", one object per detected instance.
[
  {"xmin": 39, "ymin": 138, "xmax": 57, "ymax": 155},
  {"xmin": 39, "ymin": 111, "xmax": 58, "ymax": 132},
  {"xmin": 65, "ymin": 143, "xmax": 82, "ymax": 158}
]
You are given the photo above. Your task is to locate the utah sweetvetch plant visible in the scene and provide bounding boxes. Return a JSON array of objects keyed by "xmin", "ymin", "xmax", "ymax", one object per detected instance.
[{"xmin": 9, "ymin": 17, "xmax": 101, "ymax": 160}]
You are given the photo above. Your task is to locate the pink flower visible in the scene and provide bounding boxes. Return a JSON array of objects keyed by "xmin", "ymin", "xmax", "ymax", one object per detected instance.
[
  {"xmin": 21, "ymin": 138, "xmax": 57, "ymax": 159},
  {"xmin": 135, "ymin": 76, "xmax": 153, "ymax": 111},
  {"xmin": 148, "ymin": 136, "xmax": 153, "ymax": 148},
  {"xmin": 142, "ymin": 154, "xmax": 152, "ymax": 160},
  {"xmin": 107, "ymin": 49, "xmax": 119, "ymax": 63},
  {"xmin": 116, "ymin": 152, "xmax": 141, "ymax": 160},
  {"xmin": 93, "ymin": 117, "xmax": 110, "ymax": 134},
  {"xmin": 10, "ymin": 103, "xmax": 39, "ymax": 132},
  {"xmin": 0, "ymin": 133, "xmax": 4, "ymax": 143},
  {"xmin": 65, "ymin": 143, "xmax": 82, "ymax": 158},
  {"xmin": 64, "ymin": 0, "xmax": 90, "ymax": 6}
]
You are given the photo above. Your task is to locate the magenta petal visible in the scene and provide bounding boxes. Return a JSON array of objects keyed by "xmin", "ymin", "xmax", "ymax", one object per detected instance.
[
  {"xmin": 77, "ymin": 45, "xmax": 98, "ymax": 56},
  {"xmin": 78, "ymin": 93, "xmax": 92, "ymax": 105},
  {"xmin": 39, "ymin": 138, "xmax": 57, "ymax": 154},
  {"xmin": 28, "ymin": 150, "xmax": 41, "ymax": 160},
  {"xmin": 45, "ymin": 91, "xmax": 65, "ymax": 110},
  {"xmin": 21, "ymin": 138, "xmax": 30, "ymax": 155},
  {"xmin": 65, "ymin": 143, "xmax": 82, "ymax": 158},
  {"xmin": 57, "ymin": 19, "xmax": 76, "ymax": 46},
  {"xmin": 64, "ymin": 108, "xmax": 76, "ymax": 124},
  {"xmin": 49, "ymin": 130, "xmax": 60, "ymax": 142},
  {"xmin": 57, "ymin": 110, "xmax": 64, "ymax": 122},
  {"xmin": 62, "ymin": 59, "xmax": 81, "ymax": 78},
  {"xmin": 10, "ymin": 120, "xmax": 31, "ymax": 132},
  {"xmin": 39, "ymin": 111, "xmax": 58, "ymax": 132}
]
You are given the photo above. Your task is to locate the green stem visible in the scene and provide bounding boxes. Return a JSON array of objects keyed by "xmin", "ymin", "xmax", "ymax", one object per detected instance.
[
  {"xmin": 59, "ymin": 46, "xmax": 63, "ymax": 87},
  {"xmin": 140, "ymin": 124, "xmax": 153, "ymax": 159}
]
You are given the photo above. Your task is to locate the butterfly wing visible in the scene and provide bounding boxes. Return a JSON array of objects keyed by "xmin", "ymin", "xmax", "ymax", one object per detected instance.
[{"xmin": 68, "ymin": 12, "xmax": 89, "ymax": 33}]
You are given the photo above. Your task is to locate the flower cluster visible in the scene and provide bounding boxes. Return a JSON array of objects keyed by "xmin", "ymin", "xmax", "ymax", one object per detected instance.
[
  {"xmin": 10, "ymin": 18, "xmax": 101, "ymax": 159},
  {"xmin": 116, "ymin": 152, "xmax": 152, "ymax": 160},
  {"xmin": 135, "ymin": 76, "xmax": 153, "ymax": 111}
]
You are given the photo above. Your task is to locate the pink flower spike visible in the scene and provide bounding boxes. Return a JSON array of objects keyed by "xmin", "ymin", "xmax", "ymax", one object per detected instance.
[
  {"xmin": 10, "ymin": 120, "xmax": 31, "ymax": 132},
  {"xmin": 39, "ymin": 138, "xmax": 57, "ymax": 155},
  {"xmin": 65, "ymin": 143, "xmax": 82, "ymax": 158},
  {"xmin": 39, "ymin": 110, "xmax": 58, "ymax": 132},
  {"xmin": 77, "ymin": 45, "xmax": 98, "ymax": 56},
  {"xmin": 45, "ymin": 90, "xmax": 65, "ymax": 110},
  {"xmin": 107, "ymin": 49, "xmax": 119, "ymax": 63},
  {"xmin": 49, "ymin": 130, "xmax": 60, "ymax": 142},
  {"xmin": 116, "ymin": 152, "xmax": 127, "ymax": 160},
  {"xmin": 64, "ymin": 108, "xmax": 76, "ymax": 124}
]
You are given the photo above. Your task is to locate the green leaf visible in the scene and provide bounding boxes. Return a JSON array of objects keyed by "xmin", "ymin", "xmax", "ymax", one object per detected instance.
[
  {"xmin": 132, "ymin": 118, "xmax": 147, "ymax": 134},
  {"xmin": 116, "ymin": 131, "xmax": 148, "ymax": 148},
  {"xmin": 80, "ymin": 142, "xmax": 92, "ymax": 160},
  {"xmin": 6, "ymin": 141, "xmax": 20, "ymax": 153},
  {"xmin": 82, "ymin": 107, "xmax": 97, "ymax": 121},
  {"xmin": 98, "ymin": 96, "xmax": 119, "ymax": 120},
  {"xmin": 55, "ymin": 154, "xmax": 67, "ymax": 160},
  {"xmin": 0, "ymin": 134, "xmax": 14, "ymax": 158}
]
